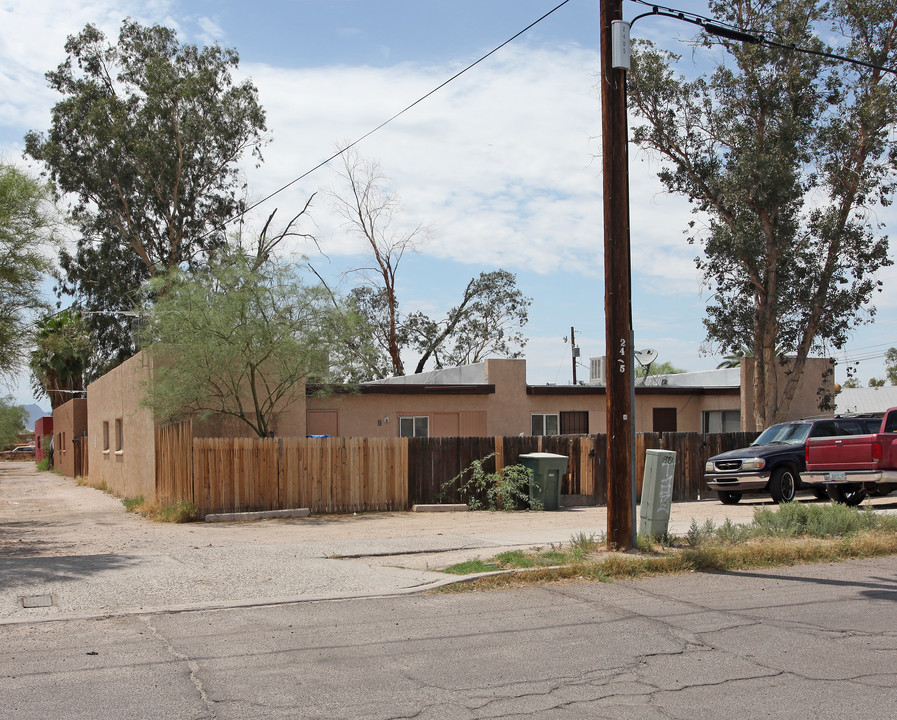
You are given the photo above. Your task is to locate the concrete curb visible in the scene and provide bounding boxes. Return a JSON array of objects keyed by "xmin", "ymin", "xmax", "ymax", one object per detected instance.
[
  {"xmin": 0, "ymin": 566, "xmax": 560, "ymax": 626},
  {"xmin": 411, "ymin": 504, "xmax": 469, "ymax": 512},
  {"xmin": 204, "ymin": 508, "xmax": 310, "ymax": 522}
]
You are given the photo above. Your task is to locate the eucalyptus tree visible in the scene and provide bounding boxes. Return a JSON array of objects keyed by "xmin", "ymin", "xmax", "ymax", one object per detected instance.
[
  {"xmin": 629, "ymin": 0, "xmax": 897, "ymax": 428},
  {"xmin": 26, "ymin": 20, "xmax": 267, "ymax": 373},
  {"xmin": 330, "ymin": 151, "xmax": 531, "ymax": 379}
]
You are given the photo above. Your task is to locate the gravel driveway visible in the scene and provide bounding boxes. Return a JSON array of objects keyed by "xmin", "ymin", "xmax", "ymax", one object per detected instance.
[{"xmin": 0, "ymin": 461, "xmax": 854, "ymax": 623}]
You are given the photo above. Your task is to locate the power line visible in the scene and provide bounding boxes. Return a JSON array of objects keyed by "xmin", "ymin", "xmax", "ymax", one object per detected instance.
[
  {"xmin": 628, "ymin": 0, "xmax": 897, "ymax": 75},
  {"xmin": 215, "ymin": 0, "xmax": 574, "ymax": 236}
]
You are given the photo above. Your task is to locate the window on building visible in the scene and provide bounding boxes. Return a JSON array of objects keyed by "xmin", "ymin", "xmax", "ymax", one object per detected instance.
[
  {"xmin": 399, "ymin": 416, "xmax": 429, "ymax": 438},
  {"xmin": 115, "ymin": 418, "xmax": 123, "ymax": 451},
  {"xmin": 702, "ymin": 410, "xmax": 741, "ymax": 434},
  {"xmin": 531, "ymin": 413, "xmax": 559, "ymax": 436},
  {"xmin": 653, "ymin": 407, "xmax": 678, "ymax": 433},
  {"xmin": 560, "ymin": 411, "xmax": 589, "ymax": 435},
  {"xmin": 102, "ymin": 421, "xmax": 110, "ymax": 451}
]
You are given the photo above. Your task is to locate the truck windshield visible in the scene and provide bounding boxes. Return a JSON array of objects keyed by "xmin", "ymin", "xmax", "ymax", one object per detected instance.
[{"xmin": 751, "ymin": 423, "xmax": 811, "ymax": 446}]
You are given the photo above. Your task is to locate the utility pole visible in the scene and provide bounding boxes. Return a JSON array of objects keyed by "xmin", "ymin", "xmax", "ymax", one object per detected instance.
[
  {"xmin": 571, "ymin": 326, "xmax": 578, "ymax": 385},
  {"xmin": 600, "ymin": 0, "xmax": 636, "ymax": 549}
]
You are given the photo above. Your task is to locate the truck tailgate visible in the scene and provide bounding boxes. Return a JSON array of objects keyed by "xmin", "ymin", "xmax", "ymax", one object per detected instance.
[{"xmin": 806, "ymin": 436, "xmax": 878, "ymax": 471}]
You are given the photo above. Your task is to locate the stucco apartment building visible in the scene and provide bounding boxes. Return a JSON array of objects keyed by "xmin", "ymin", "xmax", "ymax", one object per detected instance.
[
  {"xmin": 83, "ymin": 351, "xmax": 833, "ymax": 500},
  {"xmin": 51, "ymin": 398, "xmax": 87, "ymax": 478}
]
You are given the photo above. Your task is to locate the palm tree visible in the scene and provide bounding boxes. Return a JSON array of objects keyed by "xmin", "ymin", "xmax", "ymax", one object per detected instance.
[{"xmin": 30, "ymin": 309, "xmax": 91, "ymax": 409}]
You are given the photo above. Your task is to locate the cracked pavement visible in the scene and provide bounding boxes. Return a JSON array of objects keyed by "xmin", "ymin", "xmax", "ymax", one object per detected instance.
[
  {"xmin": 3, "ymin": 464, "xmax": 897, "ymax": 717},
  {"xmin": 3, "ymin": 557, "xmax": 897, "ymax": 719}
]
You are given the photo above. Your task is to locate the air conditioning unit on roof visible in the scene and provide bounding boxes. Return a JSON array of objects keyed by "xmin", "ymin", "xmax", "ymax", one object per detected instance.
[{"xmin": 589, "ymin": 356, "xmax": 607, "ymax": 385}]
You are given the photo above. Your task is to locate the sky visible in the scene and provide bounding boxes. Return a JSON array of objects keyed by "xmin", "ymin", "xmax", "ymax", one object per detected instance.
[{"xmin": 1, "ymin": 0, "xmax": 895, "ymax": 410}]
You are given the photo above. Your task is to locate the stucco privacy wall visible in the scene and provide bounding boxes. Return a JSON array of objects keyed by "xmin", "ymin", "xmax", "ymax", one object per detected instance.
[
  {"xmin": 52, "ymin": 398, "xmax": 87, "ymax": 478},
  {"xmin": 87, "ymin": 352, "xmax": 157, "ymax": 500}
]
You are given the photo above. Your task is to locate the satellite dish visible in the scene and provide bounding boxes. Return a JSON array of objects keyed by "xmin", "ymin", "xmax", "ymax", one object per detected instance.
[{"xmin": 634, "ymin": 348, "xmax": 658, "ymax": 367}]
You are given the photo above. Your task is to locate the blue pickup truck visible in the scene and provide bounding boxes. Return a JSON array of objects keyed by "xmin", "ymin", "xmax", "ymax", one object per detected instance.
[{"xmin": 704, "ymin": 415, "xmax": 882, "ymax": 504}]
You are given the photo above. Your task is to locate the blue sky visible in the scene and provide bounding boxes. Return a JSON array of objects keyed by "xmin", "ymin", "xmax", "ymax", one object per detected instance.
[{"xmin": 2, "ymin": 0, "xmax": 895, "ymax": 409}]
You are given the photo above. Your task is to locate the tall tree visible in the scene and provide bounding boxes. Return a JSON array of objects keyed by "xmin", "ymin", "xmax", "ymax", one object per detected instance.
[
  {"xmin": 329, "ymin": 149, "xmax": 428, "ymax": 376},
  {"xmin": 29, "ymin": 309, "xmax": 91, "ymax": 409},
  {"xmin": 629, "ymin": 0, "xmax": 897, "ymax": 429},
  {"xmin": 329, "ymin": 152, "xmax": 531, "ymax": 379},
  {"xmin": 25, "ymin": 19, "xmax": 267, "ymax": 373},
  {"xmin": 0, "ymin": 163, "xmax": 55, "ymax": 378}
]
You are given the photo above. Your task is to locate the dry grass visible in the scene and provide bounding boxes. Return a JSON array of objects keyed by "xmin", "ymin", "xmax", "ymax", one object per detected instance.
[{"xmin": 438, "ymin": 503, "xmax": 897, "ymax": 593}]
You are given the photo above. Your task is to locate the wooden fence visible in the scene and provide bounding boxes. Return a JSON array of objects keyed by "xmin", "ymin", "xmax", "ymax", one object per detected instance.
[
  {"xmin": 157, "ymin": 424, "xmax": 408, "ymax": 515},
  {"xmin": 156, "ymin": 422, "xmax": 759, "ymax": 515}
]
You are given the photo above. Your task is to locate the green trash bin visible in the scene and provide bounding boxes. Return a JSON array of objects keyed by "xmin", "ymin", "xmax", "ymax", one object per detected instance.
[{"xmin": 518, "ymin": 452, "xmax": 568, "ymax": 511}]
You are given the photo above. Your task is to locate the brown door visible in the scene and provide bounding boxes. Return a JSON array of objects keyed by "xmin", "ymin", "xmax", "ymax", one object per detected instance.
[
  {"xmin": 307, "ymin": 410, "xmax": 339, "ymax": 436},
  {"xmin": 652, "ymin": 408, "xmax": 677, "ymax": 433},
  {"xmin": 432, "ymin": 413, "xmax": 460, "ymax": 437}
]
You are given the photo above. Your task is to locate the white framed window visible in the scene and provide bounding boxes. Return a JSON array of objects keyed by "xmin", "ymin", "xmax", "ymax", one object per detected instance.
[
  {"xmin": 531, "ymin": 413, "xmax": 559, "ymax": 436},
  {"xmin": 702, "ymin": 410, "xmax": 741, "ymax": 434},
  {"xmin": 399, "ymin": 416, "xmax": 429, "ymax": 438}
]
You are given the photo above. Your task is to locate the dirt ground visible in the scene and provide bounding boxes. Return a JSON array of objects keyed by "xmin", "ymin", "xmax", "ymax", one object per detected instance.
[{"xmin": 4, "ymin": 460, "xmax": 878, "ymax": 568}]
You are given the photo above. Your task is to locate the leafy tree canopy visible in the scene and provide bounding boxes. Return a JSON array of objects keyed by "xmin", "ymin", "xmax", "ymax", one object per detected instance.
[
  {"xmin": 0, "ymin": 163, "xmax": 55, "ymax": 378},
  {"xmin": 25, "ymin": 19, "xmax": 267, "ymax": 374},
  {"xmin": 629, "ymin": 0, "xmax": 897, "ymax": 429},
  {"xmin": 141, "ymin": 242, "xmax": 353, "ymax": 438},
  {"xmin": 29, "ymin": 309, "xmax": 91, "ymax": 409},
  {"xmin": 0, "ymin": 396, "xmax": 27, "ymax": 450}
]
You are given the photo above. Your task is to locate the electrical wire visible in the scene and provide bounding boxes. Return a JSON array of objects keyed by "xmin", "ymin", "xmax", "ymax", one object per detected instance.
[
  {"xmin": 628, "ymin": 0, "xmax": 897, "ymax": 75},
  {"xmin": 214, "ymin": 0, "xmax": 574, "ymax": 236}
]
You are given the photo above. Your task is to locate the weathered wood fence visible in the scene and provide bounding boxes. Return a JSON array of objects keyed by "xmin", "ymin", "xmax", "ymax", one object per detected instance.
[
  {"xmin": 156, "ymin": 422, "xmax": 758, "ymax": 516},
  {"xmin": 157, "ymin": 426, "xmax": 408, "ymax": 515}
]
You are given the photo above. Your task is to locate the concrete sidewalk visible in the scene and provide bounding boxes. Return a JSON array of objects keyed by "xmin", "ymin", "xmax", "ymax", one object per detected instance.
[{"xmin": 2, "ymin": 462, "xmax": 878, "ymax": 624}]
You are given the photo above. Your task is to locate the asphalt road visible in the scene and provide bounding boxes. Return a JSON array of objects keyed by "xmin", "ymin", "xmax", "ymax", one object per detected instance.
[
  {"xmin": 2, "ymin": 557, "xmax": 897, "ymax": 719},
  {"xmin": 3, "ymin": 463, "xmax": 897, "ymax": 717}
]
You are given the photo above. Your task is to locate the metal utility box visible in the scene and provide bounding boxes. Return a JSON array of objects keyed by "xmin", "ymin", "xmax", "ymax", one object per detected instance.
[
  {"xmin": 518, "ymin": 453, "xmax": 568, "ymax": 511},
  {"xmin": 639, "ymin": 449, "xmax": 677, "ymax": 537}
]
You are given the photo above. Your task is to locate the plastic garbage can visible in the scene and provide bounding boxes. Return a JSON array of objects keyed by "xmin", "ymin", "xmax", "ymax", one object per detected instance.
[{"xmin": 518, "ymin": 452, "xmax": 568, "ymax": 511}]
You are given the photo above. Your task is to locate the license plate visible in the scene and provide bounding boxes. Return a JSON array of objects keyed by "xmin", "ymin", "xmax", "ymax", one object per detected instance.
[{"xmin": 827, "ymin": 471, "xmax": 847, "ymax": 481}]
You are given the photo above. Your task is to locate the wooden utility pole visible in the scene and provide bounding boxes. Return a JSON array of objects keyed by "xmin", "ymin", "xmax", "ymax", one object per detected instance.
[
  {"xmin": 571, "ymin": 326, "xmax": 577, "ymax": 385},
  {"xmin": 600, "ymin": 0, "xmax": 636, "ymax": 549}
]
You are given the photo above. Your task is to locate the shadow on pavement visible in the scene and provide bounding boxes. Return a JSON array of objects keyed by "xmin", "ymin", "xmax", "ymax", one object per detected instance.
[{"xmin": 0, "ymin": 553, "xmax": 142, "ymax": 590}]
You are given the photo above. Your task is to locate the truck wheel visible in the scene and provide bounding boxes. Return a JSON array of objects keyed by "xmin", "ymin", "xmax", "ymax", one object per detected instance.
[
  {"xmin": 827, "ymin": 483, "xmax": 866, "ymax": 506},
  {"xmin": 769, "ymin": 467, "xmax": 797, "ymax": 504},
  {"xmin": 717, "ymin": 490, "xmax": 742, "ymax": 505}
]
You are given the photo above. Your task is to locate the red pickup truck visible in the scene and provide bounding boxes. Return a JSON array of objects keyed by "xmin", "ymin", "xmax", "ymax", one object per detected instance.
[{"xmin": 803, "ymin": 407, "xmax": 897, "ymax": 505}]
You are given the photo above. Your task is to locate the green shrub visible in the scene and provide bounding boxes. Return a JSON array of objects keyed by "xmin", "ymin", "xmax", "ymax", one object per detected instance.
[
  {"xmin": 157, "ymin": 500, "xmax": 200, "ymax": 523},
  {"xmin": 36, "ymin": 457, "xmax": 51, "ymax": 472},
  {"xmin": 446, "ymin": 453, "xmax": 539, "ymax": 511},
  {"xmin": 752, "ymin": 501, "xmax": 895, "ymax": 539},
  {"xmin": 122, "ymin": 496, "xmax": 145, "ymax": 513}
]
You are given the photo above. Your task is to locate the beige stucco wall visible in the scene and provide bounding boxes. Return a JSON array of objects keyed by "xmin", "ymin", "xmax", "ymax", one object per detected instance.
[
  {"xmin": 87, "ymin": 351, "xmax": 309, "ymax": 500},
  {"xmin": 305, "ymin": 359, "xmax": 743, "ymax": 437},
  {"xmin": 52, "ymin": 398, "xmax": 87, "ymax": 477},
  {"xmin": 741, "ymin": 356, "xmax": 835, "ymax": 430},
  {"xmin": 87, "ymin": 352, "xmax": 157, "ymax": 500}
]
